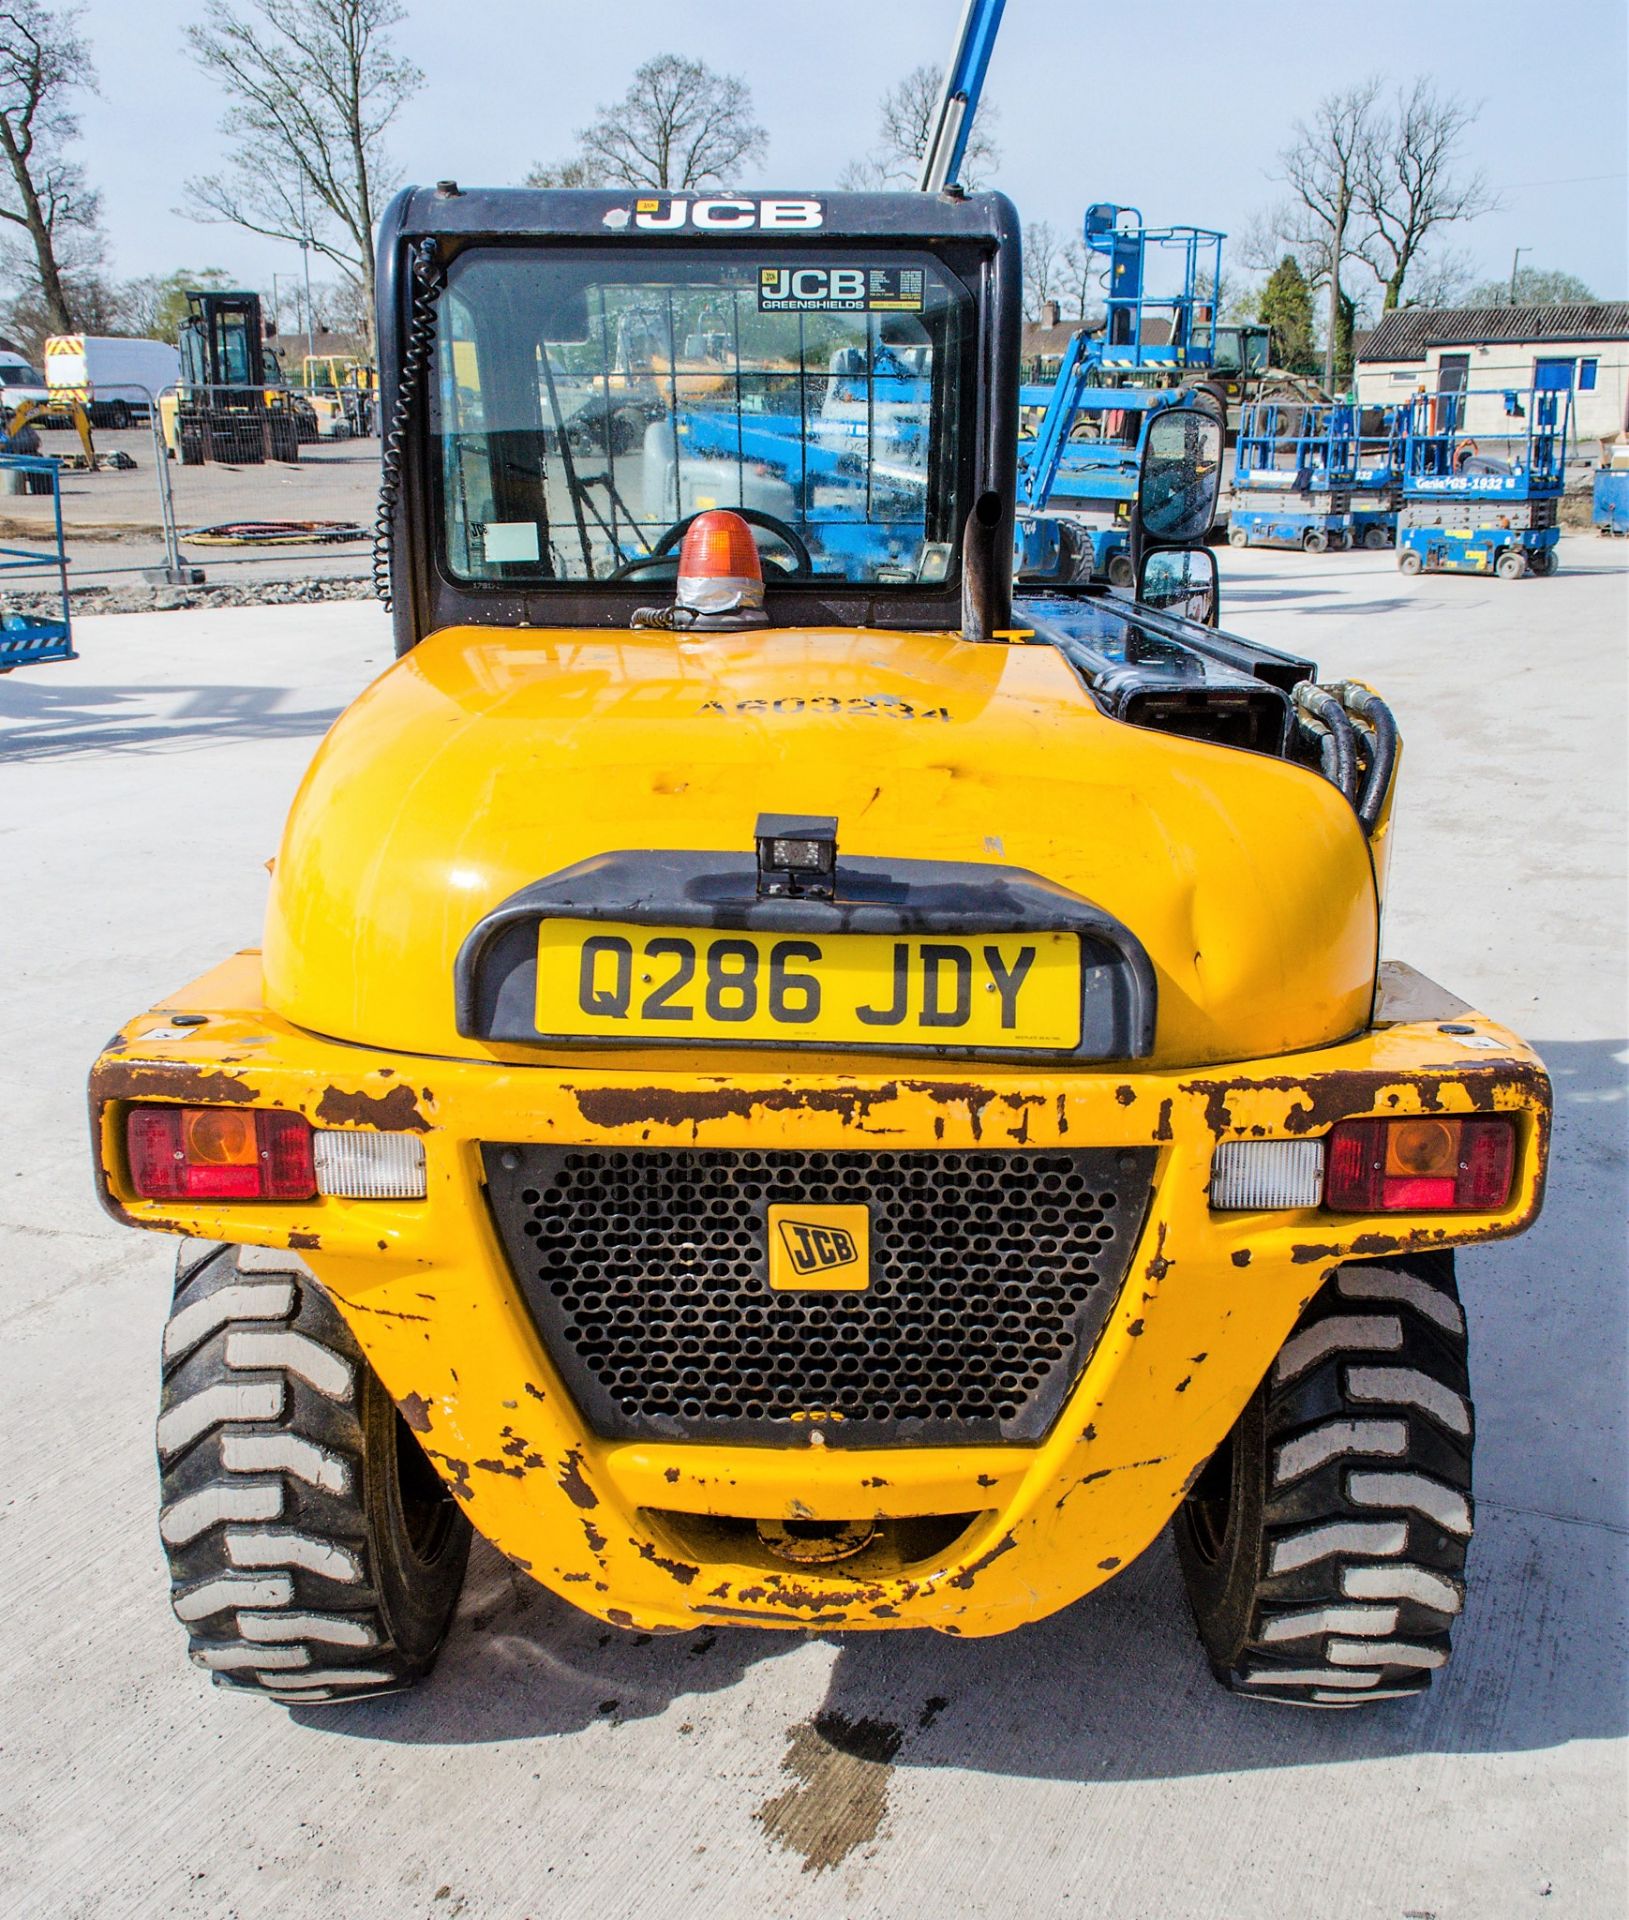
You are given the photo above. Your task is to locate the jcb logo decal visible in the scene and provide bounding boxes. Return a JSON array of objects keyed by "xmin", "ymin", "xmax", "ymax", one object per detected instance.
[
  {"xmin": 767, "ymin": 1204, "xmax": 869, "ymax": 1291},
  {"xmin": 602, "ymin": 197, "xmax": 823, "ymax": 232}
]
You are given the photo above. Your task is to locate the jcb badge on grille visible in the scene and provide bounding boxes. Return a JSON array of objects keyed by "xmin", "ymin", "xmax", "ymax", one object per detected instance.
[{"xmin": 768, "ymin": 1204, "xmax": 870, "ymax": 1291}]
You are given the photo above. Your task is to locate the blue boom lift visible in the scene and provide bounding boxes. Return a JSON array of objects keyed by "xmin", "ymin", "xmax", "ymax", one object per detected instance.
[
  {"xmin": 1395, "ymin": 380, "xmax": 1569, "ymax": 579},
  {"xmin": 1228, "ymin": 398, "xmax": 1404, "ymax": 554},
  {"xmin": 1014, "ymin": 206, "xmax": 1244, "ymax": 583}
]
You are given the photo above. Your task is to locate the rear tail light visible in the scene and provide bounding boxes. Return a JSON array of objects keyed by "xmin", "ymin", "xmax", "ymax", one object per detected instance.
[
  {"xmin": 126, "ymin": 1106, "xmax": 315, "ymax": 1201},
  {"xmin": 1324, "ymin": 1116, "xmax": 1516, "ymax": 1213}
]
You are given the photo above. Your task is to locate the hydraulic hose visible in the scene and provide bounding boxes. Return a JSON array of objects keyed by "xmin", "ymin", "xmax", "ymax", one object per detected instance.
[
  {"xmin": 1292, "ymin": 681, "xmax": 1361, "ymax": 804},
  {"xmin": 1333, "ymin": 681, "xmax": 1399, "ymax": 834}
]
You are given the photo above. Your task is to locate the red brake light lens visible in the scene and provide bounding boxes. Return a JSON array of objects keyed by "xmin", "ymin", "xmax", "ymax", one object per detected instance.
[
  {"xmin": 125, "ymin": 1106, "xmax": 315, "ymax": 1201},
  {"xmin": 1324, "ymin": 1116, "xmax": 1516, "ymax": 1213}
]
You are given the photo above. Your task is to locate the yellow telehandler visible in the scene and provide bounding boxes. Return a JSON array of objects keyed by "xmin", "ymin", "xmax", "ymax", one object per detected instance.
[{"xmin": 89, "ymin": 184, "xmax": 1547, "ymax": 1712}]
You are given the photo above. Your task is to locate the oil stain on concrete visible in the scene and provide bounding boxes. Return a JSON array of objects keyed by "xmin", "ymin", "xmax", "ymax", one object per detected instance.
[{"xmin": 754, "ymin": 1711, "xmax": 905, "ymax": 1873}]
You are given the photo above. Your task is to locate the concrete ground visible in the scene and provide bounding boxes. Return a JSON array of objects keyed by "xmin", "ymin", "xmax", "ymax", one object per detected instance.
[
  {"xmin": 0, "ymin": 425, "xmax": 378, "ymax": 590},
  {"xmin": 2, "ymin": 541, "xmax": 1624, "ymax": 1919}
]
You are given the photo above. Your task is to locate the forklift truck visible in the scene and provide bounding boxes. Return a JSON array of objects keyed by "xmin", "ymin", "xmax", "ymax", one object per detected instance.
[
  {"xmin": 89, "ymin": 183, "xmax": 1548, "ymax": 1714},
  {"xmin": 162, "ymin": 290, "xmax": 304, "ymax": 465}
]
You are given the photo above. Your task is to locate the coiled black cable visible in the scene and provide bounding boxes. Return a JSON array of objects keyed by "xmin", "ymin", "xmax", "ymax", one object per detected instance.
[{"xmin": 372, "ymin": 239, "xmax": 445, "ymax": 608}]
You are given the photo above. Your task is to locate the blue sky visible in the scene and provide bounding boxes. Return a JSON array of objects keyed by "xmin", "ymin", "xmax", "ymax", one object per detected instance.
[{"xmin": 72, "ymin": 0, "xmax": 1628, "ymax": 301}]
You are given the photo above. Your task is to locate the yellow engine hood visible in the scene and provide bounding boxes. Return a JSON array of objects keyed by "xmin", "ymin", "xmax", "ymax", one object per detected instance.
[{"xmin": 261, "ymin": 624, "xmax": 1378, "ymax": 1068}]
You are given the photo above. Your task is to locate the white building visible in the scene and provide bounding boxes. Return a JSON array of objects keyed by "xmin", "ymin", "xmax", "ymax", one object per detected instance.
[{"xmin": 1355, "ymin": 303, "xmax": 1629, "ymax": 448}]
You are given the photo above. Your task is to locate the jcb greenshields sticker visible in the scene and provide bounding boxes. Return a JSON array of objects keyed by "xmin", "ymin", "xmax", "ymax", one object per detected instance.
[{"xmin": 758, "ymin": 266, "xmax": 926, "ymax": 313}]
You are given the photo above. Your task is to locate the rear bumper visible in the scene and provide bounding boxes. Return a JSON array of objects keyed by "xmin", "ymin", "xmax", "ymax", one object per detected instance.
[{"xmin": 89, "ymin": 952, "xmax": 1549, "ymax": 1636}]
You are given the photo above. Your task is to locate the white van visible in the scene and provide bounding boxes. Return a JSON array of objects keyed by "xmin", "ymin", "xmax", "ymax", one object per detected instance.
[
  {"xmin": 44, "ymin": 335, "xmax": 182, "ymax": 427},
  {"xmin": 0, "ymin": 356, "xmax": 52, "ymax": 414}
]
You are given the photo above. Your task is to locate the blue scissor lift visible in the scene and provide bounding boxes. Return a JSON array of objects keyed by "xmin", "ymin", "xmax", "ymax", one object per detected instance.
[
  {"xmin": 1395, "ymin": 382, "xmax": 1569, "ymax": 579},
  {"xmin": 1229, "ymin": 400, "xmax": 1403, "ymax": 554},
  {"xmin": 0, "ymin": 452, "xmax": 74, "ymax": 673}
]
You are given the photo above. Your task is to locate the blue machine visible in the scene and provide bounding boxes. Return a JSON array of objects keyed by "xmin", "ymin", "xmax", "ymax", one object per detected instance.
[
  {"xmin": 1395, "ymin": 382, "xmax": 1570, "ymax": 579},
  {"xmin": 0, "ymin": 453, "xmax": 74, "ymax": 673},
  {"xmin": 1016, "ymin": 207, "xmax": 1233, "ymax": 583},
  {"xmin": 1080, "ymin": 205, "xmax": 1225, "ymax": 377},
  {"xmin": 1016, "ymin": 385, "xmax": 1189, "ymax": 585},
  {"xmin": 1593, "ymin": 465, "xmax": 1629, "ymax": 535},
  {"xmin": 1229, "ymin": 400, "xmax": 1403, "ymax": 553},
  {"xmin": 916, "ymin": 0, "xmax": 1007, "ymax": 192}
]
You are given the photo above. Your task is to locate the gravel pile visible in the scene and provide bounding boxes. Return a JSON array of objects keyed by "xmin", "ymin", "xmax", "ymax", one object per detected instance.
[{"xmin": 2, "ymin": 576, "xmax": 375, "ymax": 617}]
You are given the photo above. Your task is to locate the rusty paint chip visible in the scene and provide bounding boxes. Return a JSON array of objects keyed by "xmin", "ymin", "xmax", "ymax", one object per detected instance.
[
  {"xmin": 313, "ymin": 1081, "xmax": 430, "ymax": 1133},
  {"xmin": 558, "ymin": 1448, "xmax": 598, "ymax": 1509}
]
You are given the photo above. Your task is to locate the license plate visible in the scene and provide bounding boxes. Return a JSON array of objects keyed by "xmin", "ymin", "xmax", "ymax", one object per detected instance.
[{"xmin": 534, "ymin": 919, "xmax": 1083, "ymax": 1050}]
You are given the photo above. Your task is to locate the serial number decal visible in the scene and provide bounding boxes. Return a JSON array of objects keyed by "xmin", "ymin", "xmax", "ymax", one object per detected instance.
[
  {"xmin": 534, "ymin": 921, "xmax": 1083, "ymax": 1050},
  {"xmin": 697, "ymin": 695, "xmax": 951, "ymax": 721}
]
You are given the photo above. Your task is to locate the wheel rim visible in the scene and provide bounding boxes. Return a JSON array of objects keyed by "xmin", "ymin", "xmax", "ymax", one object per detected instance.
[
  {"xmin": 393, "ymin": 1408, "xmax": 457, "ymax": 1563},
  {"xmin": 1184, "ymin": 1432, "xmax": 1235, "ymax": 1565}
]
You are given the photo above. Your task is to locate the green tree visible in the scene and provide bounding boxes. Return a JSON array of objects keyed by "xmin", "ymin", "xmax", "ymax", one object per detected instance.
[
  {"xmin": 116, "ymin": 266, "xmax": 233, "ymax": 342},
  {"xmin": 1258, "ymin": 254, "xmax": 1314, "ymax": 372},
  {"xmin": 1465, "ymin": 266, "xmax": 1597, "ymax": 307}
]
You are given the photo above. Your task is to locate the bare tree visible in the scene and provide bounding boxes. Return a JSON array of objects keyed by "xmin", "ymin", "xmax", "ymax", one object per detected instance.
[
  {"xmin": 1358, "ymin": 81, "xmax": 1495, "ymax": 310},
  {"xmin": 1022, "ymin": 218, "xmax": 1064, "ymax": 322},
  {"xmin": 182, "ymin": 0, "xmax": 422, "ymax": 351},
  {"xmin": 528, "ymin": 56, "xmax": 766, "ymax": 192},
  {"xmin": 1406, "ymin": 247, "xmax": 1477, "ymax": 309},
  {"xmin": 840, "ymin": 62, "xmax": 1000, "ymax": 190},
  {"xmin": 1278, "ymin": 78, "xmax": 1381, "ymax": 390},
  {"xmin": 0, "ymin": 2, "xmax": 101, "ymax": 336},
  {"xmin": 1059, "ymin": 236, "xmax": 1095, "ymax": 321}
]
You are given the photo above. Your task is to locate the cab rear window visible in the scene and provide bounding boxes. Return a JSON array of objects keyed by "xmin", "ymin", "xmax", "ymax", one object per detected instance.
[{"xmin": 432, "ymin": 246, "xmax": 973, "ymax": 588}]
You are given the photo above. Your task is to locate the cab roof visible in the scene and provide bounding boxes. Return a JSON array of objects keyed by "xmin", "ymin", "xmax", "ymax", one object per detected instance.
[{"xmin": 388, "ymin": 184, "xmax": 1019, "ymax": 247}]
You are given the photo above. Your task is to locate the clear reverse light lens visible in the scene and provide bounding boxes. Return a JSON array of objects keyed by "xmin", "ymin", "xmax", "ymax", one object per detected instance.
[
  {"xmin": 313, "ymin": 1130, "xmax": 427, "ymax": 1199},
  {"xmin": 1210, "ymin": 1139, "xmax": 1325, "ymax": 1211}
]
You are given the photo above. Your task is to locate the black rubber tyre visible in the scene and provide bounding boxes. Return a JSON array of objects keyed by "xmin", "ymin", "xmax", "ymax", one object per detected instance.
[
  {"xmin": 1303, "ymin": 529, "xmax": 1328, "ymax": 554},
  {"xmin": 1397, "ymin": 548, "xmax": 1423, "ymax": 576},
  {"xmin": 1495, "ymin": 548, "xmax": 1526, "ymax": 581},
  {"xmin": 1176, "ymin": 1254, "xmax": 1473, "ymax": 1709},
  {"xmin": 1228, "ymin": 525, "xmax": 1249, "ymax": 548},
  {"xmin": 1528, "ymin": 548, "xmax": 1556, "ymax": 577},
  {"xmin": 1362, "ymin": 525, "xmax": 1390, "ymax": 550},
  {"xmin": 1106, "ymin": 550, "xmax": 1135, "ymax": 589},
  {"xmin": 157, "ymin": 1241, "xmax": 471, "ymax": 1705}
]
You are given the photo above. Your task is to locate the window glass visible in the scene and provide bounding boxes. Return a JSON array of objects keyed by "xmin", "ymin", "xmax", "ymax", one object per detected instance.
[
  {"xmin": 1580, "ymin": 357, "xmax": 1598, "ymax": 391},
  {"xmin": 434, "ymin": 247, "xmax": 973, "ymax": 587}
]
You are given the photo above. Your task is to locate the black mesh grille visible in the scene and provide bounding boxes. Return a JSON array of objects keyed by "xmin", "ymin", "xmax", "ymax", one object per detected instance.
[{"xmin": 482, "ymin": 1145, "xmax": 1154, "ymax": 1445}]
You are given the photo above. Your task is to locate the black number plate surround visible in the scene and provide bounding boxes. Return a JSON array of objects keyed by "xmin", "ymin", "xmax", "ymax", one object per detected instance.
[{"xmin": 455, "ymin": 850, "xmax": 1155, "ymax": 1062}]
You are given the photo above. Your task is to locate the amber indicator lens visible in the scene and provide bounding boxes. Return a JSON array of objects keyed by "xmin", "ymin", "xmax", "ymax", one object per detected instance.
[
  {"xmin": 1324, "ymin": 1116, "xmax": 1516, "ymax": 1213},
  {"xmin": 182, "ymin": 1108, "xmax": 256, "ymax": 1167},
  {"xmin": 126, "ymin": 1105, "xmax": 316, "ymax": 1201}
]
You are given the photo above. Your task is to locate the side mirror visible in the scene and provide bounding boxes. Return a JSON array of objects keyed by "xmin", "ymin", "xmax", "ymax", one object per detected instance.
[
  {"xmin": 1137, "ymin": 405, "xmax": 1223, "ymax": 547},
  {"xmin": 1137, "ymin": 545, "xmax": 1219, "ymax": 626}
]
